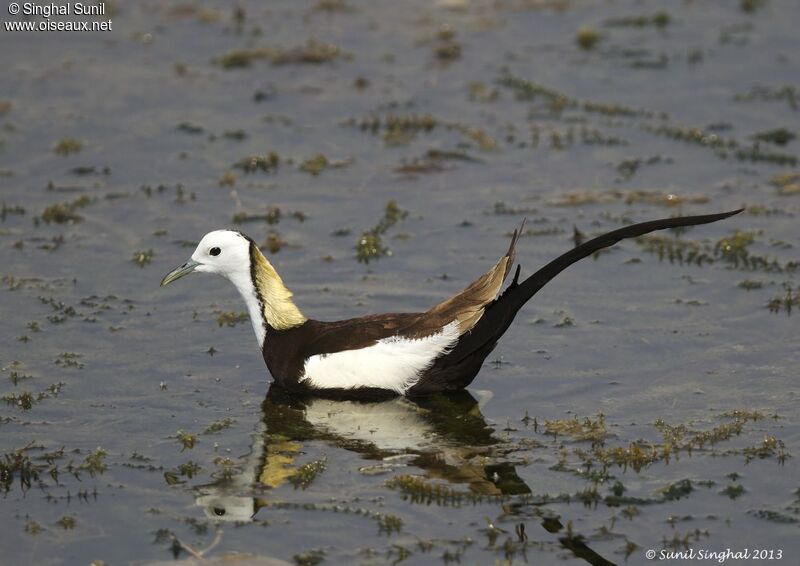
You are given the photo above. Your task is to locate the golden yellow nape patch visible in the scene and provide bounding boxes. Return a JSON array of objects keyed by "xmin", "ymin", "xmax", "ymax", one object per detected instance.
[{"xmin": 249, "ymin": 243, "xmax": 307, "ymax": 330}]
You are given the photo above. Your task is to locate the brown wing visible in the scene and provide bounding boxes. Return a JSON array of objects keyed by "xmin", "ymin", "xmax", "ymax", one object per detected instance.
[
  {"xmin": 272, "ymin": 221, "xmax": 525, "ymax": 378},
  {"xmin": 299, "ymin": 313, "xmax": 423, "ymax": 356},
  {"xmin": 404, "ymin": 220, "xmax": 525, "ymax": 337}
]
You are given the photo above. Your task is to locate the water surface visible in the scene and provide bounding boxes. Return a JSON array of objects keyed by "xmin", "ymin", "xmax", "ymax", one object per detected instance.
[{"xmin": 1, "ymin": 1, "xmax": 798, "ymax": 564}]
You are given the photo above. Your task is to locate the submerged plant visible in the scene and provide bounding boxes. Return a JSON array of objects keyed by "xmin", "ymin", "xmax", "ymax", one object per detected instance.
[
  {"xmin": 132, "ymin": 249, "xmax": 154, "ymax": 267},
  {"xmin": 290, "ymin": 457, "xmax": 327, "ymax": 489},
  {"xmin": 41, "ymin": 195, "xmax": 94, "ymax": 224},
  {"xmin": 355, "ymin": 200, "xmax": 407, "ymax": 263},
  {"xmin": 53, "ymin": 138, "xmax": 83, "ymax": 156}
]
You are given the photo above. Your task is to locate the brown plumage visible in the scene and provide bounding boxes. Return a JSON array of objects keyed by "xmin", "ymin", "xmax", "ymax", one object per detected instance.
[
  {"xmin": 163, "ymin": 209, "xmax": 743, "ymax": 398},
  {"xmin": 258, "ymin": 209, "xmax": 743, "ymax": 396}
]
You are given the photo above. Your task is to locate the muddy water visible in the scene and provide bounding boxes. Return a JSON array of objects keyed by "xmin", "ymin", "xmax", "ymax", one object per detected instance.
[{"xmin": 1, "ymin": 1, "xmax": 798, "ymax": 564}]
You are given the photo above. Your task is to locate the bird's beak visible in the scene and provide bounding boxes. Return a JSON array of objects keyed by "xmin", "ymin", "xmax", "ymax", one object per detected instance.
[{"xmin": 160, "ymin": 259, "xmax": 201, "ymax": 286}]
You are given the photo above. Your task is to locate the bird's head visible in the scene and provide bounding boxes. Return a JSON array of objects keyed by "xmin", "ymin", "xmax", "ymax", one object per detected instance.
[
  {"xmin": 160, "ymin": 229, "xmax": 306, "ymax": 339},
  {"xmin": 160, "ymin": 229, "xmax": 251, "ymax": 286}
]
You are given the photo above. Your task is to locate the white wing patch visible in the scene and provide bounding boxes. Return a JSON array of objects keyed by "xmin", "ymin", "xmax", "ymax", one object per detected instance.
[{"xmin": 301, "ymin": 321, "xmax": 460, "ymax": 394}]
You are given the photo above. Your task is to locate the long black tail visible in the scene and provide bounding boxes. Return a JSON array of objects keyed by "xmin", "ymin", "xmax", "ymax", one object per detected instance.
[
  {"xmin": 507, "ymin": 208, "xmax": 743, "ymax": 310},
  {"xmin": 445, "ymin": 209, "xmax": 744, "ymax": 370}
]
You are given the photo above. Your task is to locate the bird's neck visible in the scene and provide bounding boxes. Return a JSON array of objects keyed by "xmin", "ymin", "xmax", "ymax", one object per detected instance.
[{"xmin": 235, "ymin": 242, "xmax": 306, "ymax": 347}]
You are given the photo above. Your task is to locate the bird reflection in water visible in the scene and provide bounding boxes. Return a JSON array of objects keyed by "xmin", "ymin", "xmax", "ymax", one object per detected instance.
[{"xmin": 194, "ymin": 385, "xmax": 615, "ymax": 566}]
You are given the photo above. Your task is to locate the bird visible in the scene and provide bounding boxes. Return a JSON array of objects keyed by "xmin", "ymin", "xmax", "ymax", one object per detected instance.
[{"xmin": 161, "ymin": 208, "xmax": 743, "ymax": 398}]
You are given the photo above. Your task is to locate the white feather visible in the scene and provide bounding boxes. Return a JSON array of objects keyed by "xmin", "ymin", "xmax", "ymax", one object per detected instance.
[{"xmin": 301, "ymin": 321, "xmax": 460, "ymax": 394}]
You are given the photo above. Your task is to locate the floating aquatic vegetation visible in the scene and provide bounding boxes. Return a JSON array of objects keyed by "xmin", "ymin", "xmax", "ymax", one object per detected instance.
[
  {"xmin": 544, "ymin": 414, "xmax": 607, "ymax": 445},
  {"xmin": 273, "ymin": 40, "xmax": 349, "ymax": 65},
  {"xmin": 615, "ymin": 156, "xmax": 670, "ymax": 181},
  {"xmin": 347, "ymin": 113, "xmax": 438, "ymax": 142},
  {"xmin": 624, "ymin": 190, "xmax": 707, "ymax": 207},
  {"xmin": 7, "ymin": 367, "xmax": 33, "ymax": 386},
  {"xmin": 1, "ymin": 201, "xmax": 26, "ymax": 221},
  {"xmin": 1, "ymin": 445, "xmax": 43, "ymax": 492},
  {"xmin": 515, "ymin": 226, "xmax": 564, "ymax": 238},
  {"xmin": 741, "ymin": 436, "xmax": 788, "ymax": 464},
  {"xmin": 721, "ymin": 483, "xmax": 745, "ymax": 500},
  {"xmin": 457, "ymin": 126, "xmax": 498, "ymax": 151},
  {"xmin": 309, "ymin": 0, "xmax": 355, "ymax": 15},
  {"xmin": 232, "ymin": 152, "xmax": 280, "ymax": 173},
  {"xmin": 55, "ymin": 352, "xmax": 83, "ymax": 369},
  {"xmin": 637, "ymin": 231, "xmax": 796, "ymax": 273},
  {"xmin": 215, "ymin": 48, "xmax": 271, "ymax": 69},
  {"xmin": 215, "ymin": 40, "xmax": 349, "ymax": 69},
  {"xmin": 491, "ymin": 201, "xmax": 539, "ymax": 215},
  {"xmin": 41, "ymin": 195, "xmax": 94, "ymax": 224},
  {"xmin": 575, "ymin": 26, "xmax": 601, "ymax": 51},
  {"xmin": 734, "ymin": 85, "xmax": 798, "ymax": 110},
  {"xmin": 394, "ymin": 149, "xmax": 480, "ymax": 177},
  {"xmin": 81, "ymin": 447, "xmax": 108, "ymax": 476},
  {"xmin": 175, "ymin": 461, "xmax": 201, "ymax": 480},
  {"xmin": 714, "ymin": 230, "xmax": 755, "ymax": 265},
  {"xmin": 499, "ymin": 71, "xmax": 665, "ymax": 119},
  {"xmin": 300, "ymin": 154, "xmax": 329, "ymax": 176},
  {"xmin": 131, "ymin": 249, "xmax": 154, "ymax": 267},
  {"xmin": 218, "ymin": 171, "xmax": 236, "ymax": 187},
  {"xmin": 176, "ymin": 122, "xmax": 204, "ymax": 135},
  {"xmin": 579, "ymin": 127, "xmax": 628, "ymax": 145},
  {"xmin": 747, "ymin": 509, "xmax": 798, "ymax": 524},
  {"xmin": 589, "ymin": 441, "xmax": 661, "ymax": 473},
  {"xmin": 385, "ymin": 474, "xmax": 485, "ymax": 507},
  {"xmin": 431, "ymin": 24, "xmax": 462, "ymax": 64},
  {"xmin": 497, "ymin": 73, "xmax": 570, "ymax": 106},
  {"xmin": 214, "ymin": 310, "xmax": 248, "ymax": 327},
  {"xmin": 232, "ymin": 206, "xmax": 281, "ymax": 225},
  {"xmin": 753, "ymin": 128, "xmax": 795, "ymax": 146},
  {"xmin": 2, "ymin": 383, "xmax": 64, "ymax": 410},
  {"xmin": 355, "ymin": 200, "xmax": 407, "ymax": 263},
  {"xmin": 745, "ymin": 204, "xmax": 786, "ymax": 215},
  {"xmin": 176, "ymin": 430, "xmax": 197, "ymax": 451},
  {"xmin": 299, "ymin": 154, "xmax": 353, "ymax": 176},
  {"xmin": 741, "ymin": 0, "xmax": 768, "ymax": 14},
  {"xmin": 69, "ymin": 165, "xmax": 110, "ymax": 176},
  {"xmin": 294, "ymin": 549, "xmax": 326, "ymax": 566},
  {"xmin": 545, "ymin": 191, "xmax": 612, "ymax": 207},
  {"xmin": 53, "ymin": 138, "xmax": 83, "ymax": 156},
  {"xmin": 644, "ymin": 123, "xmax": 735, "ymax": 150},
  {"xmin": 355, "ymin": 232, "xmax": 389, "ymax": 264},
  {"xmin": 637, "ymin": 236, "xmax": 712, "ymax": 266},
  {"xmin": 346, "ymin": 112, "xmax": 500, "ymax": 151},
  {"xmin": 770, "ymin": 173, "xmax": 800, "ymax": 195},
  {"xmin": 468, "ymin": 81, "xmax": 498, "ymax": 103},
  {"xmin": 738, "ymin": 279, "xmax": 763, "ymax": 290},
  {"xmin": 24, "ymin": 521, "xmax": 41, "ymax": 535},
  {"xmin": 767, "ymin": 285, "xmax": 799, "ymax": 314},
  {"xmin": 290, "ymin": 457, "xmax": 327, "ymax": 489},
  {"xmin": 222, "ymin": 129, "xmax": 247, "ymax": 141},
  {"xmin": 263, "ymin": 230, "xmax": 286, "ymax": 254},
  {"xmin": 376, "ymin": 514, "xmax": 403, "ymax": 535},
  {"xmin": 394, "ymin": 157, "xmax": 446, "ymax": 177},
  {"xmin": 735, "ymin": 145, "xmax": 797, "ymax": 167},
  {"xmin": 605, "ymin": 11, "xmax": 671, "ymax": 28},
  {"xmin": 203, "ymin": 417, "xmax": 236, "ymax": 435},
  {"xmin": 659, "ymin": 479, "xmax": 693, "ymax": 501}
]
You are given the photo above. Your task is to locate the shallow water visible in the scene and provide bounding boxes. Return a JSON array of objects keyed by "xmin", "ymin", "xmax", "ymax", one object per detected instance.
[{"xmin": 1, "ymin": 1, "xmax": 798, "ymax": 564}]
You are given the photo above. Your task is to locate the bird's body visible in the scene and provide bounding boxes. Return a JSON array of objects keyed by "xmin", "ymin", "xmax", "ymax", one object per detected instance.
[{"xmin": 162, "ymin": 209, "xmax": 742, "ymax": 397}]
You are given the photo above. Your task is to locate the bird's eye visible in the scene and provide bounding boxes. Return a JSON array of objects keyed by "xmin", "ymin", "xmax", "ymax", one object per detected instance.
[
  {"xmin": 213, "ymin": 507, "xmax": 226, "ymax": 516},
  {"xmin": 210, "ymin": 247, "xmax": 221, "ymax": 256}
]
